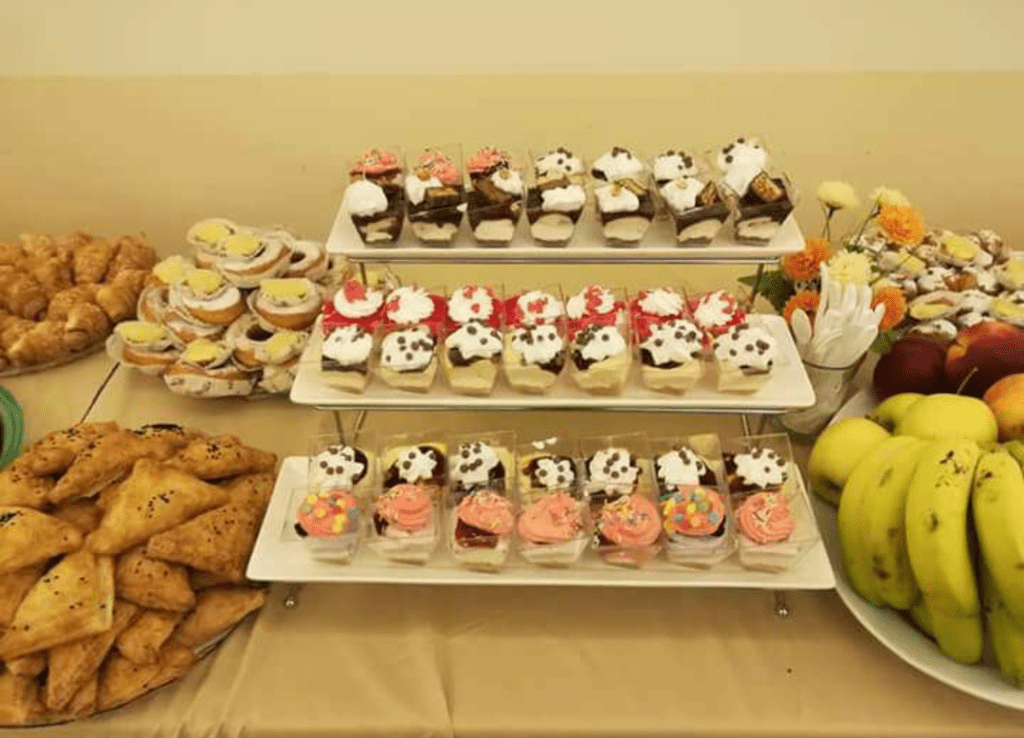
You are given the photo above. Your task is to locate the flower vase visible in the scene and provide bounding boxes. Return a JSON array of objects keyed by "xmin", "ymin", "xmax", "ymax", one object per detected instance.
[{"xmin": 777, "ymin": 357, "xmax": 864, "ymax": 441}]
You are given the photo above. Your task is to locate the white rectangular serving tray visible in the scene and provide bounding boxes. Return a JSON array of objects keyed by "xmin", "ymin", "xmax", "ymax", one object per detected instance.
[
  {"xmin": 290, "ymin": 314, "xmax": 814, "ymax": 412},
  {"xmin": 247, "ymin": 457, "xmax": 835, "ymax": 589},
  {"xmin": 325, "ymin": 199, "xmax": 804, "ymax": 264}
]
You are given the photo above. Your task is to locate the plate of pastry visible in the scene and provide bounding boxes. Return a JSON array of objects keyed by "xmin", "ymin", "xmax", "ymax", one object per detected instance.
[
  {"xmin": 106, "ymin": 218, "xmax": 352, "ymax": 398},
  {"xmin": 0, "ymin": 231, "xmax": 159, "ymax": 376},
  {"xmin": 0, "ymin": 421, "xmax": 276, "ymax": 726}
]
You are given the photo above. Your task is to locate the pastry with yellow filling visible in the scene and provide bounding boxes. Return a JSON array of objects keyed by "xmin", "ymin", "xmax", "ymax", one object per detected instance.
[
  {"xmin": 163, "ymin": 339, "xmax": 255, "ymax": 398},
  {"xmin": 171, "ymin": 269, "xmax": 245, "ymax": 326},
  {"xmin": 214, "ymin": 233, "xmax": 291, "ymax": 289},
  {"xmin": 907, "ymin": 290, "xmax": 962, "ymax": 322},
  {"xmin": 186, "ymin": 218, "xmax": 240, "ymax": 269},
  {"xmin": 251, "ymin": 277, "xmax": 320, "ymax": 331},
  {"xmin": 106, "ymin": 321, "xmax": 180, "ymax": 374}
]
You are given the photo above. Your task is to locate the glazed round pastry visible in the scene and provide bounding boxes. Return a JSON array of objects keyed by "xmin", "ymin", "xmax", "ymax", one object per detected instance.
[
  {"xmin": 186, "ymin": 217, "xmax": 240, "ymax": 268},
  {"xmin": 911, "ymin": 319, "xmax": 959, "ymax": 341},
  {"xmin": 137, "ymin": 255, "xmax": 191, "ymax": 323},
  {"xmin": 227, "ymin": 314, "xmax": 306, "ymax": 368},
  {"xmin": 215, "ymin": 232, "xmax": 291, "ymax": 288},
  {"xmin": 916, "ymin": 266, "xmax": 955, "ymax": 293},
  {"xmin": 736, "ymin": 491, "xmax": 795, "ymax": 544},
  {"xmin": 283, "ymin": 239, "xmax": 329, "ymax": 281},
  {"xmin": 995, "ymin": 259, "xmax": 1024, "ymax": 291},
  {"xmin": 596, "ymin": 495, "xmax": 661, "ymax": 548},
  {"xmin": 163, "ymin": 338, "xmax": 255, "ymax": 397},
  {"xmin": 907, "ymin": 291, "xmax": 961, "ymax": 321},
  {"xmin": 661, "ymin": 486, "xmax": 726, "ymax": 538},
  {"xmin": 162, "ymin": 309, "xmax": 227, "ymax": 345},
  {"xmin": 517, "ymin": 491, "xmax": 584, "ymax": 544},
  {"xmin": 252, "ymin": 278, "xmax": 321, "ymax": 331},
  {"xmin": 295, "ymin": 490, "xmax": 362, "ymax": 538},
  {"xmin": 108, "ymin": 321, "xmax": 180, "ymax": 374},
  {"xmin": 172, "ymin": 269, "xmax": 246, "ymax": 326}
]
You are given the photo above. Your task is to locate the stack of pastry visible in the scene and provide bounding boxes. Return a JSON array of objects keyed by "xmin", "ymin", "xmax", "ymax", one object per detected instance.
[
  {"xmin": 108, "ymin": 218, "xmax": 345, "ymax": 397},
  {"xmin": 0, "ymin": 232, "xmax": 157, "ymax": 373},
  {"xmin": 0, "ymin": 422, "xmax": 274, "ymax": 726}
]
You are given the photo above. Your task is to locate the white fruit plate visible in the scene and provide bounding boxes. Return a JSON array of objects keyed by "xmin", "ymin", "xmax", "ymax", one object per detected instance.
[
  {"xmin": 326, "ymin": 198, "xmax": 804, "ymax": 264},
  {"xmin": 817, "ymin": 389, "xmax": 1024, "ymax": 710},
  {"xmin": 247, "ymin": 457, "xmax": 834, "ymax": 589},
  {"xmin": 290, "ymin": 314, "xmax": 814, "ymax": 413}
]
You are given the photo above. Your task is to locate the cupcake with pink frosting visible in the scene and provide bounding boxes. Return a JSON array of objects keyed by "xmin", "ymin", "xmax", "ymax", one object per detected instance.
[
  {"xmin": 517, "ymin": 440, "xmax": 587, "ymax": 566},
  {"xmin": 593, "ymin": 493, "xmax": 662, "ymax": 567},
  {"xmin": 405, "ymin": 147, "xmax": 465, "ymax": 243},
  {"xmin": 345, "ymin": 148, "xmax": 405, "ymax": 244},
  {"xmin": 466, "ymin": 147, "xmax": 524, "ymax": 245},
  {"xmin": 449, "ymin": 488, "xmax": 516, "ymax": 571},
  {"xmin": 369, "ymin": 483, "xmax": 438, "ymax": 564},
  {"xmin": 294, "ymin": 490, "xmax": 363, "ymax": 563},
  {"xmin": 736, "ymin": 491, "xmax": 802, "ymax": 571}
]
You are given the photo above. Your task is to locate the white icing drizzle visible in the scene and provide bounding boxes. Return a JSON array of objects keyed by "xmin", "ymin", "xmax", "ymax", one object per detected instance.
[
  {"xmin": 592, "ymin": 148, "xmax": 644, "ymax": 181},
  {"xmin": 322, "ymin": 324, "xmax": 373, "ymax": 365},
  {"xmin": 175, "ymin": 280, "xmax": 243, "ymax": 315},
  {"xmin": 541, "ymin": 185, "xmax": 586, "ymax": 213},
  {"xmin": 451, "ymin": 441, "xmax": 501, "ymax": 489},
  {"xmin": 575, "ymin": 325, "xmax": 627, "ymax": 363},
  {"xmin": 381, "ymin": 327, "xmax": 435, "ymax": 371},
  {"xmin": 386, "ymin": 286, "xmax": 436, "ymax": 325},
  {"xmin": 640, "ymin": 319, "xmax": 703, "ymax": 366},
  {"xmin": 446, "ymin": 322, "xmax": 502, "ymax": 360},
  {"xmin": 713, "ymin": 323, "xmax": 777, "ymax": 373},
  {"xmin": 637, "ymin": 288, "xmax": 684, "ymax": 317},
  {"xmin": 533, "ymin": 456, "xmax": 576, "ymax": 490},
  {"xmin": 334, "ymin": 282, "xmax": 384, "ymax": 318},
  {"xmin": 313, "ymin": 445, "xmax": 366, "ymax": 489},
  {"xmin": 587, "ymin": 448, "xmax": 639, "ymax": 488},
  {"xmin": 534, "ymin": 149, "xmax": 584, "ymax": 176},
  {"xmin": 405, "ymin": 174, "xmax": 443, "ymax": 205},
  {"xmin": 913, "ymin": 319, "xmax": 958, "ymax": 341},
  {"xmin": 491, "ymin": 169, "xmax": 524, "ymax": 195},
  {"xmin": 566, "ymin": 285, "xmax": 616, "ymax": 319},
  {"xmin": 656, "ymin": 449, "xmax": 707, "ymax": 488},
  {"xmin": 595, "ymin": 183, "xmax": 639, "ymax": 213},
  {"xmin": 515, "ymin": 290, "xmax": 565, "ymax": 324},
  {"xmin": 511, "ymin": 324, "xmax": 564, "ymax": 365},
  {"xmin": 957, "ymin": 290, "xmax": 993, "ymax": 315},
  {"xmin": 345, "ymin": 179, "xmax": 389, "ymax": 216},
  {"xmin": 717, "ymin": 138, "xmax": 767, "ymax": 195},
  {"xmin": 659, "ymin": 177, "xmax": 706, "ymax": 212},
  {"xmin": 692, "ymin": 291, "xmax": 737, "ymax": 330},
  {"xmin": 448, "ymin": 286, "xmax": 495, "ymax": 324},
  {"xmin": 965, "ymin": 266, "xmax": 998, "ymax": 293},
  {"xmin": 734, "ymin": 448, "xmax": 788, "ymax": 489},
  {"xmin": 395, "ymin": 446, "xmax": 439, "ymax": 483},
  {"xmin": 653, "ymin": 151, "xmax": 698, "ymax": 182}
]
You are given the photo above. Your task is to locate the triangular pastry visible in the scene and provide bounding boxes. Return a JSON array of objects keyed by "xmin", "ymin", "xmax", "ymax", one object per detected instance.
[
  {"xmin": 0, "ymin": 550, "xmax": 114, "ymax": 661},
  {"xmin": 0, "ymin": 670, "xmax": 43, "ymax": 726},
  {"xmin": 19, "ymin": 421, "xmax": 120, "ymax": 477},
  {"xmin": 173, "ymin": 585, "xmax": 267, "ymax": 649},
  {"xmin": 115, "ymin": 547, "xmax": 195, "ymax": 612},
  {"xmin": 87, "ymin": 459, "xmax": 228, "ymax": 555},
  {"xmin": 0, "ymin": 566, "xmax": 44, "ymax": 627},
  {"xmin": 167, "ymin": 435, "xmax": 277, "ymax": 480},
  {"xmin": 115, "ymin": 608, "xmax": 183, "ymax": 665},
  {"xmin": 0, "ymin": 507, "xmax": 83, "ymax": 575},
  {"xmin": 0, "ymin": 464, "xmax": 54, "ymax": 509},
  {"xmin": 96, "ymin": 641, "xmax": 194, "ymax": 712},
  {"xmin": 146, "ymin": 502, "xmax": 260, "ymax": 583},
  {"xmin": 4, "ymin": 652, "xmax": 47, "ymax": 678},
  {"xmin": 221, "ymin": 472, "xmax": 275, "ymax": 512},
  {"xmin": 54, "ymin": 672, "xmax": 98, "ymax": 721},
  {"xmin": 50, "ymin": 499, "xmax": 104, "ymax": 533},
  {"xmin": 44, "ymin": 599, "xmax": 139, "ymax": 712},
  {"xmin": 49, "ymin": 431, "xmax": 148, "ymax": 504}
]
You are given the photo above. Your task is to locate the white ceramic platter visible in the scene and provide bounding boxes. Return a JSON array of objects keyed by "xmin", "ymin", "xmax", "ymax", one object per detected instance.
[
  {"xmin": 247, "ymin": 457, "xmax": 834, "ymax": 589},
  {"xmin": 290, "ymin": 314, "xmax": 814, "ymax": 412},
  {"xmin": 325, "ymin": 200, "xmax": 804, "ymax": 264},
  {"xmin": 817, "ymin": 389, "xmax": 1024, "ymax": 709}
]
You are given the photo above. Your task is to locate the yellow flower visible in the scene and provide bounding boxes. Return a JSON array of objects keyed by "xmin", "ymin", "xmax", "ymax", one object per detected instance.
[
  {"xmin": 868, "ymin": 186, "xmax": 910, "ymax": 208},
  {"xmin": 827, "ymin": 251, "xmax": 873, "ymax": 287},
  {"xmin": 877, "ymin": 204, "xmax": 926, "ymax": 247},
  {"xmin": 816, "ymin": 181, "xmax": 859, "ymax": 210}
]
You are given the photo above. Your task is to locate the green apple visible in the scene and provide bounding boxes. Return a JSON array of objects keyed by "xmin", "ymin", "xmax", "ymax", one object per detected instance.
[
  {"xmin": 895, "ymin": 394, "xmax": 999, "ymax": 443},
  {"xmin": 867, "ymin": 393, "xmax": 924, "ymax": 431},
  {"xmin": 808, "ymin": 417, "xmax": 891, "ymax": 506}
]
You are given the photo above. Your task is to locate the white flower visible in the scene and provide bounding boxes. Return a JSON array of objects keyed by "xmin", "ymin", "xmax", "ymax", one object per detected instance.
[
  {"xmin": 868, "ymin": 186, "xmax": 910, "ymax": 208},
  {"xmin": 816, "ymin": 181, "xmax": 859, "ymax": 210},
  {"xmin": 827, "ymin": 250, "xmax": 873, "ymax": 287}
]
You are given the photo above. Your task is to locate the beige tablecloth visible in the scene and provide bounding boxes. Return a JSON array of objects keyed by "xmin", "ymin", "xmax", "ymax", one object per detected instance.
[{"xmin": 3, "ymin": 358, "xmax": 1024, "ymax": 738}]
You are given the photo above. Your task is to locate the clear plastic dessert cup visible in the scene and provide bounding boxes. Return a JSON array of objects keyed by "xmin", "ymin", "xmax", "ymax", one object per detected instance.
[
  {"xmin": 404, "ymin": 144, "xmax": 465, "ymax": 246},
  {"xmin": 516, "ymin": 437, "xmax": 588, "ymax": 567}
]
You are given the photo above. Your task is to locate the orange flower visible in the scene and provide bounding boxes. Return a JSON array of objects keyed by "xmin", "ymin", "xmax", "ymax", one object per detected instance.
[
  {"xmin": 784, "ymin": 290, "xmax": 821, "ymax": 325},
  {"xmin": 871, "ymin": 286, "xmax": 908, "ymax": 331},
  {"xmin": 781, "ymin": 238, "xmax": 832, "ymax": 282},
  {"xmin": 877, "ymin": 204, "xmax": 925, "ymax": 247}
]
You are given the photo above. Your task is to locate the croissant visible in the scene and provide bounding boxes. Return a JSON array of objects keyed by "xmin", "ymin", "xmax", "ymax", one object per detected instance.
[
  {"xmin": 0, "ymin": 243, "xmax": 23, "ymax": 267},
  {"xmin": 62, "ymin": 302, "xmax": 111, "ymax": 352},
  {"xmin": 0, "ymin": 314, "xmax": 34, "ymax": 351},
  {"xmin": 26, "ymin": 253, "xmax": 74, "ymax": 298},
  {"xmin": 107, "ymin": 234, "xmax": 157, "ymax": 276},
  {"xmin": 47, "ymin": 284, "xmax": 100, "ymax": 322},
  {"xmin": 95, "ymin": 269, "xmax": 147, "ymax": 322},
  {"xmin": 72, "ymin": 236, "xmax": 116, "ymax": 285},
  {"xmin": 0, "ymin": 266, "xmax": 47, "ymax": 320},
  {"xmin": 7, "ymin": 320, "xmax": 68, "ymax": 366}
]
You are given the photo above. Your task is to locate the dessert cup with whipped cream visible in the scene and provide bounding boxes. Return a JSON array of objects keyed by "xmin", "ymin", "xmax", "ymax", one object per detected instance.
[
  {"xmin": 308, "ymin": 434, "xmax": 376, "ymax": 500},
  {"xmin": 320, "ymin": 279, "xmax": 387, "ymax": 393},
  {"xmin": 404, "ymin": 145, "xmax": 465, "ymax": 245},
  {"xmin": 443, "ymin": 285, "xmax": 504, "ymax": 396},
  {"xmin": 345, "ymin": 147, "xmax": 405, "ymax": 245},
  {"xmin": 651, "ymin": 434, "xmax": 736, "ymax": 567},
  {"xmin": 565, "ymin": 284, "xmax": 631, "ymax": 395},
  {"xmin": 591, "ymin": 146, "xmax": 655, "ymax": 246},
  {"xmin": 516, "ymin": 437, "xmax": 588, "ymax": 567},
  {"xmin": 465, "ymin": 147, "xmax": 524, "ymax": 246},
  {"xmin": 369, "ymin": 482, "xmax": 439, "ymax": 564},
  {"xmin": 723, "ymin": 434, "xmax": 796, "ymax": 503},
  {"xmin": 375, "ymin": 284, "xmax": 447, "ymax": 393},
  {"xmin": 501, "ymin": 285, "xmax": 567, "ymax": 394},
  {"xmin": 580, "ymin": 433, "xmax": 653, "ymax": 510},
  {"xmin": 629, "ymin": 287, "xmax": 704, "ymax": 393},
  {"xmin": 688, "ymin": 289, "xmax": 747, "ymax": 339},
  {"xmin": 711, "ymin": 321, "xmax": 778, "ymax": 393},
  {"xmin": 653, "ymin": 150, "xmax": 731, "ymax": 246},
  {"xmin": 715, "ymin": 137, "xmax": 795, "ymax": 245},
  {"xmin": 447, "ymin": 431, "xmax": 516, "ymax": 499},
  {"xmin": 380, "ymin": 431, "xmax": 448, "ymax": 500},
  {"xmin": 525, "ymin": 147, "xmax": 587, "ymax": 246}
]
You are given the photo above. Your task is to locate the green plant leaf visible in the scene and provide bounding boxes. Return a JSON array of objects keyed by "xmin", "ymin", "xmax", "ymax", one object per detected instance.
[
  {"xmin": 871, "ymin": 330, "xmax": 899, "ymax": 354},
  {"xmin": 751, "ymin": 270, "xmax": 796, "ymax": 313}
]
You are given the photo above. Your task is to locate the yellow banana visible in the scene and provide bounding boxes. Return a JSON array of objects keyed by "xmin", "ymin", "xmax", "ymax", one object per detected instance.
[
  {"xmin": 973, "ymin": 450, "xmax": 1024, "ymax": 625},
  {"xmin": 839, "ymin": 437, "xmax": 921, "ymax": 607},
  {"xmin": 860, "ymin": 437, "xmax": 926, "ymax": 610},
  {"xmin": 905, "ymin": 439, "xmax": 983, "ymax": 664},
  {"xmin": 909, "ymin": 597, "xmax": 934, "ymax": 638},
  {"xmin": 982, "ymin": 565, "xmax": 1024, "ymax": 688}
]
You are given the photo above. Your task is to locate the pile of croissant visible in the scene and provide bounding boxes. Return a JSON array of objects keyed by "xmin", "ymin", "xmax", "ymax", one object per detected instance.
[
  {"xmin": 0, "ymin": 421, "xmax": 276, "ymax": 725},
  {"xmin": 0, "ymin": 232, "xmax": 158, "ymax": 372}
]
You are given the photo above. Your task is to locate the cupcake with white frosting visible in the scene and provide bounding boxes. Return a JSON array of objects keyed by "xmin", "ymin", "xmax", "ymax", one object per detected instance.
[
  {"xmin": 591, "ymin": 146, "xmax": 655, "ymax": 245},
  {"xmin": 345, "ymin": 148, "xmax": 405, "ymax": 244},
  {"xmin": 466, "ymin": 147, "xmax": 524, "ymax": 245},
  {"xmin": 712, "ymin": 322, "xmax": 777, "ymax": 393},
  {"xmin": 716, "ymin": 137, "xmax": 794, "ymax": 244},
  {"xmin": 501, "ymin": 287, "xmax": 567, "ymax": 394},
  {"xmin": 405, "ymin": 146, "xmax": 465, "ymax": 244},
  {"xmin": 525, "ymin": 147, "xmax": 587, "ymax": 246}
]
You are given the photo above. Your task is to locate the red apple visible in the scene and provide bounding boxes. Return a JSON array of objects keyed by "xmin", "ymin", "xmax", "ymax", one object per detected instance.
[
  {"xmin": 873, "ymin": 334, "xmax": 953, "ymax": 399},
  {"xmin": 946, "ymin": 322, "xmax": 1024, "ymax": 398},
  {"xmin": 984, "ymin": 373, "xmax": 1024, "ymax": 441}
]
